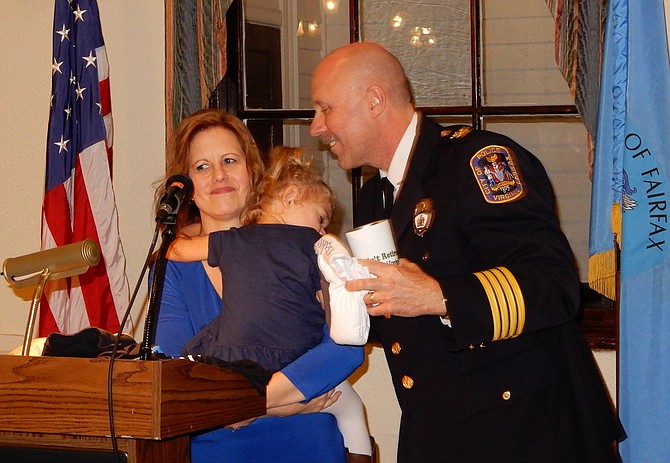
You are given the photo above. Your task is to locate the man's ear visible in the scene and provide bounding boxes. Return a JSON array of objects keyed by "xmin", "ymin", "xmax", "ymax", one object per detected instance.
[
  {"xmin": 368, "ymin": 85, "xmax": 385, "ymax": 114},
  {"xmin": 282, "ymin": 184, "xmax": 300, "ymax": 206}
]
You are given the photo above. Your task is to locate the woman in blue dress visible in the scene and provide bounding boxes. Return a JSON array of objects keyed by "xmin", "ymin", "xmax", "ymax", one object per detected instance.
[{"xmin": 153, "ymin": 109, "xmax": 364, "ymax": 463}]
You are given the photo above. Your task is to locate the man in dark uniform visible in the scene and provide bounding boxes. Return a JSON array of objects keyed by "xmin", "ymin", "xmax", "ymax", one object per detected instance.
[{"xmin": 310, "ymin": 41, "xmax": 624, "ymax": 462}]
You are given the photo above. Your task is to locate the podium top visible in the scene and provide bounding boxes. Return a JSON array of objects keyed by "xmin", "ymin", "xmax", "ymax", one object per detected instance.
[{"xmin": 0, "ymin": 355, "xmax": 265, "ymax": 439}]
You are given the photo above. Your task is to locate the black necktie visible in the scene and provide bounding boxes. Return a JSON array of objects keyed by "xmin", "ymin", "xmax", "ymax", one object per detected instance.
[{"xmin": 381, "ymin": 177, "xmax": 395, "ymax": 218}]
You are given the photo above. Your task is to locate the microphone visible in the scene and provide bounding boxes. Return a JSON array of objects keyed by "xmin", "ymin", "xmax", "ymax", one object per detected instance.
[
  {"xmin": 156, "ymin": 174, "xmax": 194, "ymax": 223},
  {"xmin": 3, "ymin": 239, "xmax": 101, "ymax": 288}
]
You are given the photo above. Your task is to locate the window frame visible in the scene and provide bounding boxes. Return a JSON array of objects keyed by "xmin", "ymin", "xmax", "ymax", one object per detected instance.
[{"xmin": 216, "ymin": 0, "xmax": 616, "ymax": 349}]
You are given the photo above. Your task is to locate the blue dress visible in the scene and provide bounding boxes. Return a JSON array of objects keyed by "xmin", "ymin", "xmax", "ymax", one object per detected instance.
[
  {"xmin": 183, "ymin": 224, "xmax": 326, "ymax": 370},
  {"xmin": 155, "ymin": 259, "xmax": 363, "ymax": 463}
]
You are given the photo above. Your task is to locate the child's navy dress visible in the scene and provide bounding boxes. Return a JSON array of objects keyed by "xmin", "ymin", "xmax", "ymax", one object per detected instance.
[{"xmin": 183, "ymin": 223, "xmax": 325, "ymax": 371}]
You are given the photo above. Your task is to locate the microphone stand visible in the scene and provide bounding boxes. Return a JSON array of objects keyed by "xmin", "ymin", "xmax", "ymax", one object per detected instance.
[{"xmin": 140, "ymin": 214, "xmax": 177, "ymax": 360}]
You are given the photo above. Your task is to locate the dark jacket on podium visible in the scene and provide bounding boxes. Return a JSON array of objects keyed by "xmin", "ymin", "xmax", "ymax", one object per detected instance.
[{"xmin": 354, "ymin": 116, "xmax": 624, "ymax": 463}]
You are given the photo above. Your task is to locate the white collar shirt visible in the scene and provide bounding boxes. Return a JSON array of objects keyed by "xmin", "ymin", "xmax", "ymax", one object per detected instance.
[{"xmin": 379, "ymin": 112, "xmax": 419, "ymax": 202}]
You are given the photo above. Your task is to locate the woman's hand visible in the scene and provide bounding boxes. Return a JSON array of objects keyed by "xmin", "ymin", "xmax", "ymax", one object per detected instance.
[
  {"xmin": 267, "ymin": 388, "xmax": 341, "ymax": 417},
  {"xmin": 266, "ymin": 370, "xmax": 341, "ymax": 418},
  {"xmin": 225, "ymin": 387, "xmax": 340, "ymax": 431},
  {"xmin": 266, "ymin": 371, "xmax": 308, "ymax": 408},
  {"xmin": 224, "ymin": 387, "xmax": 341, "ymax": 430}
]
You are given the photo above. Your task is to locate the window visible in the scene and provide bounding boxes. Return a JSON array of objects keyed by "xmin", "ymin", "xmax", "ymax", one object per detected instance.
[{"xmin": 219, "ymin": 0, "xmax": 615, "ymax": 347}]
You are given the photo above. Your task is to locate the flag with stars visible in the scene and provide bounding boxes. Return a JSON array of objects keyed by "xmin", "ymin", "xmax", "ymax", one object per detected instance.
[{"xmin": 41, "ymin": 0, "xmax": 129, "ymax": 336}]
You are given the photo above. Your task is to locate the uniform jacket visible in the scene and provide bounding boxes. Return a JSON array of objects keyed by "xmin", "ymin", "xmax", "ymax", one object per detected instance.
[{"xmin": 354, "ymin": 116, "xmax": 623, "ymax": 462}]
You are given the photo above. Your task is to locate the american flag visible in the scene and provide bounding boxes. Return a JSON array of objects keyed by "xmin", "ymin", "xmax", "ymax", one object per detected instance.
[{"xmin": 41, "ymin": 0, "xmax": 129, "ymax": 336}]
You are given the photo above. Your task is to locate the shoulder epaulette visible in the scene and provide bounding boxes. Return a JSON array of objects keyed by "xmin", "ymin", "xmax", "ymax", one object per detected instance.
[{"xmin": 440, "ymin": 125, "xmax": 473, "ymax": 140}]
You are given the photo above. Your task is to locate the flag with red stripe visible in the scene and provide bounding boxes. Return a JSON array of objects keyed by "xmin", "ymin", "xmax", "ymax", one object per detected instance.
[{"xmin": 41, "ymin": 0, "xmax": 129, "ymax": 335}]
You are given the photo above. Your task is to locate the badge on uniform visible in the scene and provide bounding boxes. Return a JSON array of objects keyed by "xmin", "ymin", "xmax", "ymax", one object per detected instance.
[
  {"xmin": 470, "ymin": 145, "xmax": 525, "ymax": 204},
  {"xmin": 413, "ymin": 198, "xmax": 435, "ymax": 237}
]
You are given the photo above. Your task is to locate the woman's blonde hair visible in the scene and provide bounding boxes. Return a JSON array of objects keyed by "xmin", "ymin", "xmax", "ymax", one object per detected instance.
[
  {"xmin": 154, "ymin": 109, "xmax": 264, "ymax": 232},
  {"xmin": 242, "ymin": 146, "xmax": 336, "ymax": 225}
]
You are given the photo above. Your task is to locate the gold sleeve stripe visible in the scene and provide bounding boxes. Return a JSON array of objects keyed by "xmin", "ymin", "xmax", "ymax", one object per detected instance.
[
  {"xmin": 493, "ymin": 267, "xmax": 522, "ymax": 338},
  {"xmin": 497, "ymin": 266, "xmax": 526, "ymax": 336},
  {"xmin": 474, "ymin": 267, "xmax": 526, "ymax": 341},
  {"xmin": 481, "ymin": 269, "xmax": 511, "ymax": 339},
  {"xmin": 487, "ymin": 269, "xmax": 510, "ymax": 338},
  {"xmin": 474, "ymin": 271, "xmax": 502, "ymax": 341}
]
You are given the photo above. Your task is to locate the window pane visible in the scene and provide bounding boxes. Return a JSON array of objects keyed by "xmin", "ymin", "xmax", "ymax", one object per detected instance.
[
  {"xmin": 482, "ymin": 0, "xmax": 574, "ymax": 106},
  {"xmin": 247, "ymin": 118, "xmax": 355, "ymax": 236},
  {"xmin": 360, "ymin": 0, "xmax": 471, "ymax": 107},
  {"xmin": 244, "ymin": 0, "xmax": 350, "ymax": 110},
  {"xmin": 484, "ymin": 117, "xmax": 590, "ymax": 279}
]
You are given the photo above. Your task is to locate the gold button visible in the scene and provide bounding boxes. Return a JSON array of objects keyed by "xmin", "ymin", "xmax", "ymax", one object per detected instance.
[
  {"xmin": 502, "ymin": 390, "xmax": 511, "ymax": 401},
  {"xmin": 422, "ymin": 251, "xmax": 430, "ymax": 261},
  {"xmin": 402, "ymin": 375, "xmax": 414, "ymax": 389},
  {"xmin": 384, "ymin": 313, "xmax": 392, "ymax": 319},
  {"xmin": 468, "ymin": 344, "xmax": 476, "ymax": 351},
  {"xmin": 391, "ymin": 342, "xmax": 402, "ymax": 355}
]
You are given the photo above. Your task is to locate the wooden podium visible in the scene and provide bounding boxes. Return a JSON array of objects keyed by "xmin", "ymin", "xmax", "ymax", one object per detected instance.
[{"xmin": 0, "ymin": 355, "xmax": 266, "ymax": 462}]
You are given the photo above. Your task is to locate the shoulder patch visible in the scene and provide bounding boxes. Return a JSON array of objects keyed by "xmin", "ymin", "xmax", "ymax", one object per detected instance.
[
  {"xmin": 441, "ymin": 126, "xmax": 473, "ymax": 139},
  {"xmin": 470, "ymin": 145, "xmax": 525, "ymax": 204}
]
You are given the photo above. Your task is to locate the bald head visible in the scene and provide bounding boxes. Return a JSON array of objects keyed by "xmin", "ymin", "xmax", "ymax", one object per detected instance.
[
  {"xmin": 314, "ymin": 42, "xmax": 414, "ymax": 107},
  {"xmin": 310, "ymin": 42, "xmax": 415, "ymax": 171}
]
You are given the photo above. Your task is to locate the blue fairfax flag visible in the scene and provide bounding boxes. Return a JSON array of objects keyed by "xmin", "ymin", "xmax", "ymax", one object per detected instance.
[
  {"xmin": 41, "ymin": 0, "xmax": 129, "ymax": 335},
  {"xmin": 591, "ymin": 0, "xmax": 670, "ymax": 460}
]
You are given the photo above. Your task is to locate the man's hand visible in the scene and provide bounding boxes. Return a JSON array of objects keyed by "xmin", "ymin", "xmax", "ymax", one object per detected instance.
[{"xmin": 345, "ymin": 258, "xmax": 447, "ymax": 317}]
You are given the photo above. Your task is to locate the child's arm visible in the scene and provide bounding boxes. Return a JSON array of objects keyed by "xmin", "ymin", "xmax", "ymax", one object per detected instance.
[
  {"xmin": 314, "ymin": 234, "xmax": 371, "ymax": 345},
  {"xmin": 166, "ymin": 234, "xmax": 209, "ymax": 262}
]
